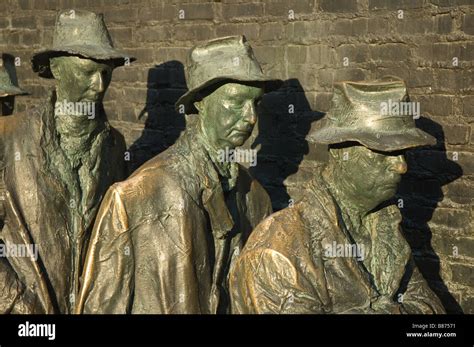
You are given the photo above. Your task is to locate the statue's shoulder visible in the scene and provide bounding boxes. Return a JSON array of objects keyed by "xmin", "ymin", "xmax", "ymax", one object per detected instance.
[{"xmin": 244, "ymin": 202, "xmax": 308, "ymax": 253}]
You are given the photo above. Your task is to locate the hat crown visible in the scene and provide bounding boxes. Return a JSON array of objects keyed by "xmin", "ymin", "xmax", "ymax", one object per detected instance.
[
  {"xmin": 185, "ymin": 35, "xmax": 264, "ymax": 92},
  {"xmin": 52, "ymin": 10, "xmax": 114, "ymax": 51},
  {"xmin": 307, "ymin": 78, "xmax": 436, "ymax": 151},
  {"xmin": 327, "ymin": 79, "xmax": 411, "ymax": 128}
]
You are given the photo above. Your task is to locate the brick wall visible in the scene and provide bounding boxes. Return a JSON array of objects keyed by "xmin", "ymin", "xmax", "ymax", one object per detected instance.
[{"xmin": 0, "ymin": 0, "xmax": 472, "ymax": 313}]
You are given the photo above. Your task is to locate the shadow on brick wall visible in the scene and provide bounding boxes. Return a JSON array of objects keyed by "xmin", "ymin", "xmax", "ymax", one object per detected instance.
[
  {"xmin": 250, "ymin": 79, "xmax": 324, "ymax": 211},
  {"xmin": 127, "ymin": 61, "xmax": 186, "ymax": 173},
  {"xmin": 398, "ymin": 117, "xmax": 463, "ymax": 313}
]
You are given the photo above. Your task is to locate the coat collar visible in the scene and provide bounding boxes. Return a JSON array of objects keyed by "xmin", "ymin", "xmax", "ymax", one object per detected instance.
[
  {"xmin": 175, "ymin": 126, "xmax": 235, "ymax": 240},
  {"xmin": 306, "ymin": 174, "xmax": 411, "ymax": 297}
]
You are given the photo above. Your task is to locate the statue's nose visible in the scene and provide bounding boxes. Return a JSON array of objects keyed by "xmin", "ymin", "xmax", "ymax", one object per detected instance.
[{"xmin": 390, "ymin": 155, "xmax": 407, "ymax": 174}]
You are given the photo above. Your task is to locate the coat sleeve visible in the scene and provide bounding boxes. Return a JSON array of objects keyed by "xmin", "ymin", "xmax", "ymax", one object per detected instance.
[
  {"xmin": 229, "ymin": 248, "xmax": 323, "ymax": 314},
  {"xmin": 75, "ymin": 184, "xmax": 134, "ymax": 314},
  {"xmin": 398, "ymin": 259, "xmax": 446, "ymax": 314}
]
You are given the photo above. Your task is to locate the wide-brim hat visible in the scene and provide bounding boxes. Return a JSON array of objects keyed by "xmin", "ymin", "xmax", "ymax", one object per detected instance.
[
  {"xmin": 307, "ymin": 78, "xmax": 436, "ymax": 152},
  {"xmin": 176, "ymin": 35, "xmax": 282, "ymax": 114},
  {"xmin": 32, "ymin": 10, "xmax": 136, "ymax": 78},
  {"xmin": 0, "ymin": 55, "xmax": 28, "ymax": 97}
]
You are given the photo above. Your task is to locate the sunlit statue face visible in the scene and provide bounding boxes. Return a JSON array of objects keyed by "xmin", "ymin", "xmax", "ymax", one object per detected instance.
[
  {"xmin": 329, "ymin": 145, "xmax": 408, "ymax": 210},
  {"xmin": 50, "ymin": 55, "xmax": 113, "ymax": 104},
  {"xmin": 194, "ymin": 82, "xmax": 263, "ymax": 149}
]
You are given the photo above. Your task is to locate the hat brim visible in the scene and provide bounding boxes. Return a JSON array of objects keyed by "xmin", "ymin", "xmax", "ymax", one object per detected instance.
[
  {"xmin": 175, "ymin": 75, "xmax": 283, "ymax": 114},
  {"xmin": 307, "ymin": 127, "xmax": 437, "ymax": 151},
  {"xmin": 32, "ymin": 45, "xmax": 136, "ymax": 78},
  {"xmin": 0, "ymin": 86, "xmax": 28, "ymax": 97}
]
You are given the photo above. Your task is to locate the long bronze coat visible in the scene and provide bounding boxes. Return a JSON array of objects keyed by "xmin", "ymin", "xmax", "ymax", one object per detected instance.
[
  {"xmin": 76, "ymin": 125, "xmax": 272, "ymax": 314},
  {"xmin": 229, "ymin": 177, "xmax": 445, "ymax": 314},
  {"xmin": 0, "ymin": 91, "xmax": 126, "ymax": 313}
]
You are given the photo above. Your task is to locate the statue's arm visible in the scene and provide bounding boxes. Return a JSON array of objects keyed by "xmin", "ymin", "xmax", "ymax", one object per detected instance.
[
  {"xmin": 75, "ymin": 185, "xmax": 134, "ymax": 314},
  {"xmin": 229, "ymin": 248, "xmax": 323, "ymax": 314}
]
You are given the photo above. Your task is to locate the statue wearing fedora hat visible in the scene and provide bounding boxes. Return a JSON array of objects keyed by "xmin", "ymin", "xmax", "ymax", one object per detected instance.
[
  {"xmin": 0, "ymin": 54, "xmax": 28, "ymax": 116},
  {"xmin": 0, "ymin": 10, "xmax": 133, "ymax": 314},
  {"xmin": 229, "ymin": 79, "xmax": 445, "ymax": 314},
  {"xmin": 76, "ymin": 35, "xmax": 281, "ymax": 314}
]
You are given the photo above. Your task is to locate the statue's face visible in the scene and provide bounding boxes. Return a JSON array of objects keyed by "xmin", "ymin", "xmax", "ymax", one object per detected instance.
[
  {"xmin": 50, "ymin": 55, "xmax": 113, "ymax": 103},
  {"xmin": 331, "ymin": 145, "xmax": 407, "ymax": 206},
  {"xmin": 195, "ymin": 82, "xmax": 263, "ymax": 149}
]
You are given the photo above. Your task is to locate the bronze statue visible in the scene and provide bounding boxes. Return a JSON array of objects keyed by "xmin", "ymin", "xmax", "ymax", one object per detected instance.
[
  {"xmin": 76, "ymin": 35, "xmax": 281, "ymax": 314},
  {"xmin": 229, "ymin": 79, "xmax": 446, "ymax": 314},
  {"xmin": 0, "ymin": 54, "xmax": 27, "ymax": 116},
  {"xmin": 0, "ymin": 54, "xmax": 29, "ymax": 313},
  {"xmin": 0, "ymin": 10, "xmax": 133, "ymax": 314}
]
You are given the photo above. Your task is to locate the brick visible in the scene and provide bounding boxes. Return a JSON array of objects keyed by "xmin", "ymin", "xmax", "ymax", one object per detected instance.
[
  {"xmin": 18, "ymin": 0, "xmax": 32, "ymax": 9},
  {"xmin": 138, "ymin": 7, "xmax": 163, "ymax": 22},
  {"xmin": 319, "ymin": 0, "xmax": 357, "ymax": 13},
  {"xmin": 0, "ymin": 18, "xmax": 9, "ymax": 29},
  {"xmin": 413, "ymin": 95, "xmax": 454, "ymax": 117},
  {"xmin": 462, "ymin": 96, "xmax": 474, "ymax": 120},
  {"xmin": 444, "ymin": 124, "xmax": 470, "ymax": 145},
  {"xmin": 260, "ymin": 23, "xmax": 285, "ymax": 41},
  {"xmin": 333, "ymin": 68, "xmax": 366, "ymax": 82},
  {"xmin": 451, "ymin": 263, "xmax": 474, "ymax": 287},
  {"xmin": 462, "ymin": 13, "xmax": 474, "ymax": 35},
  {"xmin": 179, "ymin": 3, "xmax": 215, "ymax": 20},
  {"xmin": 431, "ymin": 208, "xmax": 471, "ymax": 230},
  {"xmin": 11, "ymin": 16, "xmax": 36, "ymax": 29},
  {"xmin": 445, "ymin": 180, "xmax": 474, "ymax": 204},
  {"xmin": 286, "ymin": 45, "xmax": 307, "ymax": 64},
  {"xmin": 307, "ymin": 44, "xmax": 336, "ymax": 66},
  {"xmin": 461, "ymin": 296, "xmax": 474, "ymax": 314},
  {"xmin": 368, "ymin": 17, "xmax": 390, "ymax": 35},
  {"xmin": 216, "ymin": 23, "xmax": 259, "ymax": 41},
  {"xmin": 430, "ymin": 0, "xmax": 474, "ymax": 6},
  {"xmin": 336, "ymin": 44, "xmax": 369, "ymax": 64},
  {"xmin": 125, "ymin": 48, "xmax": 154, "ymax": 64},
  {"xmin": 33, "ymin": 0, "xmax": 60, "ymax": 10},
  {"xmin": 105, "ymin": 9, "xmax": 138, "ymax": 24},
  {"xmin": 369, "ymin": 0, "xmax": 424, "ymax": 10},
  {"xmin": 370, "ymin": 43, "xmax": 410, "ymax": 62},
  {"xmin": 454, "ymin": 151, "xmax": 474, "ymax": 175},
  {"xmin": 265, "ymin": 0, "xmax": 314, "ymax": 17},
  {"xmin": 435, "ymin": 70, "xmax": 473, "ymax": 92},
  {"xmin": 435, "ymin": 14, "xmax": 453, "ymax": 34},
  {"xmin": 392, "ymin": 15, "xmax": 433, "ymax": 35},
  {"xmin": 21, "ymin": 31, "xmax": 40, "ymax": 46},
  {"xmin": 134, "ymin": 26, "xmax": 171, "ymax": 43},
  {"xmin": 109, "ymin": 28, "xmax": 133, "ymax": 46},
  {"xmin": 222, "ymin": 3, "xmax": 264, "ymax": 20},
  {"xmin": 173, "ymin": 24, "xmax": 213, "ymax": 42}
]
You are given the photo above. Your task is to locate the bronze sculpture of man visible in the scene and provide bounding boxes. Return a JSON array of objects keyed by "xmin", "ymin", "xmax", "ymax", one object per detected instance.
[
  {"xmin": 76, "ymin": 35, "xmax": 281, "ymax": 314},
  {"xmin": 229, "ymin": 79, "xmax": 445, "ymax": 314},
  {"xmin": 0, "ymin": 10, "xmax": 133, "ymax": 313}
]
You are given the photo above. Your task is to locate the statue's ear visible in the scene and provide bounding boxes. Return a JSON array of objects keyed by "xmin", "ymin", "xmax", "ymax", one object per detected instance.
[
  {"xmin": 193, "ymin": 100, "xmax": 203, "ymax": 113},
  {"xmin": 49, "ymin": 58, "xmax": 60, "ymax": 79}
]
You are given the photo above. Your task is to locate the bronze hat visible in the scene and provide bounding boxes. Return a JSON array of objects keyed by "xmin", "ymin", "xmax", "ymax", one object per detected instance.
[
  {"xmin": 32, "ymin": 10, "xmax": 135, "ymax": 78},
  {"xmin": 175, "ymin": 35, "xmax": 282, "ymax": 114},
  {"xmin": 0, "ymin": 55, "xmax": 27, "ymax": 97},
  {"xmin": 307, "ymin": 79, "xmax": 436, "ymax": 151}
]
